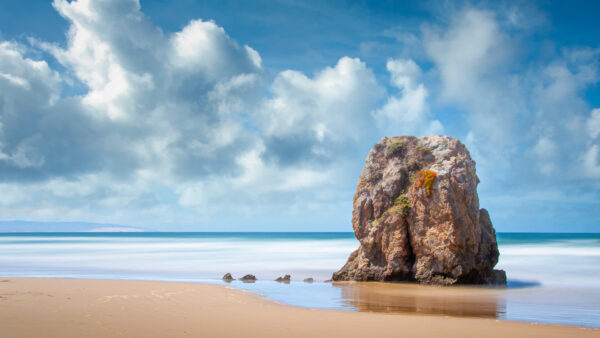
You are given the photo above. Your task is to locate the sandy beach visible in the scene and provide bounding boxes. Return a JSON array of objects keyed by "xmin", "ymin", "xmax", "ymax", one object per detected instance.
[{"xmin": 1, "ymin": 278, "xmax": 598, "ymax": 338}]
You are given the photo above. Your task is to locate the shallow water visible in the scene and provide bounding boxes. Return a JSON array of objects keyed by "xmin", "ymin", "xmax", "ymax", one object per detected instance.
[
  {"xmin": 227, "ymin": 281, "xmax": 600, "ymax": 327},
  {"xmin": 0, "ymin": 232, "xmax": 599, "ymax": 327}
]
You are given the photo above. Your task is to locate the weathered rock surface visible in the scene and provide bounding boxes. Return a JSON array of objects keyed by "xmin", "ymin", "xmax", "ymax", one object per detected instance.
[
  {"xmin": 222, "ymin": 273, "xmax": 234, "ymax": 282},
  {"xmin": 275, "ymin": 274, "xmax": 291, "ymax": 283},
  {"xmin": 240, "ymin": 274, "xmax": 257, "ymax": 282},
  {"xmin": 332, "ymin": 136, "xmax": 506, "ymax": 286}
]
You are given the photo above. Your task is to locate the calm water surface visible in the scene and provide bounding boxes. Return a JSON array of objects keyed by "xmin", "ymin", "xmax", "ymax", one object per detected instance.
[{"xmin": 1, "ymin": 232, "xmax": 599, "ymax": 327}]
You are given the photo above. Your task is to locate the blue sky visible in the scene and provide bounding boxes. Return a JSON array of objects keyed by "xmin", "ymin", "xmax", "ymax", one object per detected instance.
[{"xmin": 0, "ymin": 0, "xmax": 598, "ymax": 232}]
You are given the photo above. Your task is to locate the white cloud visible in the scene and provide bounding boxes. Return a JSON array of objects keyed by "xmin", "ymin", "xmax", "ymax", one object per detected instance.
[
  {"xmin": 47, "ymin": 0, "xmax": 264, "ymax": 175},
  {"xmin": 176, "ymin": 57, "xmax": 387, "ymax": 216},
  {"xmin": 424, "ymin": 9, "xmax": 521, "ymax": 164},
  {"xmin": 582, "ymin": 109, "xmax": 600, "ymax": 178},
  {"xmin": 0, "ymin": 0, "xmax": 390, "ymax": 228},
  {"xmin": 0, "ymin": 41, "xmax": 60, "ymax": 108},
  {"xmin": 1, "ymin": 0, "xmax": 598, "ymax": 230},
  {"xmin": 587, "ymin": 108, "xmax": 600, "ymax": 139},
  {"xmin": 425, "ymin": 9, "xmax": 510, "ymax": 102},
  {"xmin": 0, "ymin": 0, "xmax": 268, "ymax": 226},
  {"xmin": 0, "ymin": 42, "xmax": 61, "ymax": 169},
  {"xmin": 171, "ymin": 19, "xmax": 262, "ymax": 78},
  {"xmin": 264, "ymin": 57, "xmax": 382, "ymax": 138},
  {"xmin": 260, "ymin": 56, "xmax": 384, "ymax": 165},
  {"xmin": 424, "ymin": 8, "xmax": 600, "ymax": 188},
  {"xmin": 531, "ymin": 52, "xmax": 599, "ymax": 178},
  {"xmin": 532, "ymin": 135, "xmax": 557, "ymax": 175},
  {"xmin": 423, "ymin": 13, "xmax": 510, "ymax": 187},
  {"xmin": 373, "ymin": 58, "xmax": 443, "ymax": 136},
  {"xmin": 582, "ymin": 145, "xmax": 600, "ymax": 178}
]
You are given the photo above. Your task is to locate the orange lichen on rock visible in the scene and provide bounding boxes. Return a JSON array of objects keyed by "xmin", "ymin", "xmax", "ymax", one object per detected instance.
[{"xmin": 417, "ymin": 170, "xmax": 436, "ymax": 196}]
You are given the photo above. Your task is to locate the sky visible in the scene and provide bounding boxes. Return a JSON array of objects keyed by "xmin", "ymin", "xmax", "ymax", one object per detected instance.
[{"xmin": 0, "ymin": 0, "xmax": 599, "ymax": 232}]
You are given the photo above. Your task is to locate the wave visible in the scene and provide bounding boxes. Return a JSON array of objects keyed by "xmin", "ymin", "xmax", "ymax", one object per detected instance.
[
  {"xmin": 3, "ymin": 233, "xmax": 598, "ymax": 328},
  {"xmin": 1, "ymin": 233, "xmax": 599, "ymax": 288},
  {"xmin": 0, "ymin": 235, "xmax": 359, "ymax": 280},
  {"xmin": 500, "ymin": 245, "xmax": 600, "ymax": 256}
]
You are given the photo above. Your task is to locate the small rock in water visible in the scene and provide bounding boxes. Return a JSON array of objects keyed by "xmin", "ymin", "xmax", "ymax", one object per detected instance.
[
  {"xmin": 275, "ymin": 274, "xmax": 291, "ymax": 283},
  {"xmin": 222, "ymin": 273, "xmax": 234, "ymax": 282},
  {"xmin": 239, "ymin": 274, "xmax": 257, "ymax": 283},
  {"xmin": 303, "ymin": 278, "xmax": 314, "ymax": 283}
]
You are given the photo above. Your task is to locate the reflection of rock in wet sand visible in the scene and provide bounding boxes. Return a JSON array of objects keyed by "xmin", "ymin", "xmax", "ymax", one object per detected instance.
[{"xmin": 333, "ymin": 282, "xmax": 506, "ymax": 318}]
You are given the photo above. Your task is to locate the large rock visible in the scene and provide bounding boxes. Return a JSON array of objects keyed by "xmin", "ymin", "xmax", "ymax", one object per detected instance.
[{"xmin": 332, "ymin": 136, "xmax": 506, "ymax": 286}]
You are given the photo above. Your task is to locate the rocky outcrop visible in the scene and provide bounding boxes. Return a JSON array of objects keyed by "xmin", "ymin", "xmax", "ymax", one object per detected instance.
[
  {"xmin": 240, "ymin": 274, "xmax": 257, "ymax": 282},
  {"xmin": 332, "ymin": 136, "xmax": 506, "ymax": 286},
  {"xmin": 275, "ymin": 274, "xmax": 291, "ymax": 283},
  {"xmin": 222, "ymin": 273, "xmax": 234, "ymax": 282},
  {"xmin": 303, "ymin": 278, "xmax": 314, "ymax": 283}
]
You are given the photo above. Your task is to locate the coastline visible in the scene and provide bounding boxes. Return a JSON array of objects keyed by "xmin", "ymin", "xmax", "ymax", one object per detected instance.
[{"xmin": 1, "ymin": 278, "xmax": 598, "ymax": 338}]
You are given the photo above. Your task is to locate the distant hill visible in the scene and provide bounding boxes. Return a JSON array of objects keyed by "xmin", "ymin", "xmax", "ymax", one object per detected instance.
[{"xmin": 0, "ymin": 220, "xmax": 145, "ymax": 232}]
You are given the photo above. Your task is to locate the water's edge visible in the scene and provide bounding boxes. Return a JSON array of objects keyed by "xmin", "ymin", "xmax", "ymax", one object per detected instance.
[{"xmin": 1, "ymin": 232, "xmax": 599, "ymax": 328}]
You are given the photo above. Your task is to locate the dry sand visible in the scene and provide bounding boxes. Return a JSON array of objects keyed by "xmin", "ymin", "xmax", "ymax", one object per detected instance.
[{"xmin": 0, "ymin": 278, "xmax": 598, "ymax": 338}]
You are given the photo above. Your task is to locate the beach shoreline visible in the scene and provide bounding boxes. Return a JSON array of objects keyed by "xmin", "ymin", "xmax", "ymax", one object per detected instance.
[{"xmin": 1, "ymin": 277, "xmax": 598, "ymax": 338}]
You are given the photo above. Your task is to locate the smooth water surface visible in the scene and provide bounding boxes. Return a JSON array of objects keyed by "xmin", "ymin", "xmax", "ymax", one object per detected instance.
[{"xmin": 1, "ymin": 232, "xmax": 599, "ymax": 327}]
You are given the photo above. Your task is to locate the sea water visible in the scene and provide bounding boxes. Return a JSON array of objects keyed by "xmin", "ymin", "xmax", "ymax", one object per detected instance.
[{"xmin": 0, "ymin": 232, "xmax": 599, "ymax": 327}]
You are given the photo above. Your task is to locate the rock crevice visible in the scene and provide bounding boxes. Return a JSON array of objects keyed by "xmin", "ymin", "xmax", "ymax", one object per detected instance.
[{"xmin": 332, "ymin": 136, "xmax": 506, "ymax": 286}]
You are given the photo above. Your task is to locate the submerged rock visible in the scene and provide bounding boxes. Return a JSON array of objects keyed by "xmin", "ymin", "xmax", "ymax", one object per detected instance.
[
  {"xmin": 240, "ymin": 274, "xmax": 257, "ymax": 282},
  {"xmin": 275, "ymin": 274, "xmax": 291, "ymax": 283},
  {"xmin": 222, "ymin": 273, "xmax": 234, "ymax": 282},
  {"xmin": 332, "ymin": 136, "xmax": 506, "ymax": 286}
]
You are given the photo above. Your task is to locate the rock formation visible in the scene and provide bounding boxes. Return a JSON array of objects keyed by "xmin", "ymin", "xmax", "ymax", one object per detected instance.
[
  {"xmin": 275, "ymin": 274, "xmax": 291, "ymax": 283},
  {"xmin": 303, "ymin": 278, "xmax": 314, "ymax": 283},
  {"xmin": 332, "ymin": 136, "xmax": 506, "ymax": 286},
  {"xmin": 222, "ymin": 273, "xmax": 234, "ymax": 282},
  {"xmin": 239, "ymin": 274, "xmax": 257, "ymax": 282}
]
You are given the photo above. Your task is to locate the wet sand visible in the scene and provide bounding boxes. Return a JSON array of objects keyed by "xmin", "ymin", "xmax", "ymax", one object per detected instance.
[
  {"xmin": 1, "ymin": 278, "xmax": 598, "ymax": 338},
  {"xmin": 334, "ymin": 281, "xmax": 506, "ymax": 317}
]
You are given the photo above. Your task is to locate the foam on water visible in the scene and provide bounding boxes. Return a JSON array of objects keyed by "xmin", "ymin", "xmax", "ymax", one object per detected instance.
[
  {"xmin": 496, "ymin": 234, "xmax": 600, "ymax": 289},
  {"xmin": 0, "ymin": 233, "xmax": 358, "ymax": 281}
]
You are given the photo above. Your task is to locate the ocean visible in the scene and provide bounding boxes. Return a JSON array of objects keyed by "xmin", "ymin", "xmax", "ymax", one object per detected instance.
[{"xmin": 1, "ymin": 232, "xmax": 599, "ymax": 327}]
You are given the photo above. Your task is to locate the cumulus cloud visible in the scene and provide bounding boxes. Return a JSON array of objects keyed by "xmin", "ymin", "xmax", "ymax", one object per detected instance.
[
  {"xmin": 259, "ymin": 56, "xmax": 383, "ymax": 166},
  {"xmin": 0, "ymin": 0, "xmax": 397, "ymax": 228},
  {"xmin": 424, "ymin": 7, "xmax": 600, "ymax": 190},
  {"xmin": 0, "ymin": 41, "xmax": 60, "ymax": 170},
  {"xmin": 0, "ymin": 40, "xmax": 112, "ymax": 180},
  {"xmin": 529, "ymin": 49, "xmax": 599, "ymax": 178},
  {"xmin": 425, "ymin": 10, "xmax": 510, "ymax": 101},
  {"xmin": 582, "ymin": 145, "xmax": 600, "ymax": 178},
  {"xmin": 424, "ymin": 9, "xmax": 522, "ymax": 165},
  {"xmin": 373, "ymin": 58, "xmax": 443, "ymax": 136},
  {"xmin": 0, "ymin": 0, "xmax": 267, "ymax": 225},
  {"xmin": 588, "ymin": 109, "xmax": 600, "ymax": 140},
  {"xmin": 1, "ymin": 0, "xmax": 598, "ymax": 230},
  {"xmin": 582, "ymin": 109, "xmax": 600, "ymax": 179},
  {"xmin": 176, "ymin": 57, "xmax": 388, "ymax": 221},
  {"xmin": 48, "ymin": 0, "xmax": 263, "ymax": 181}
]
